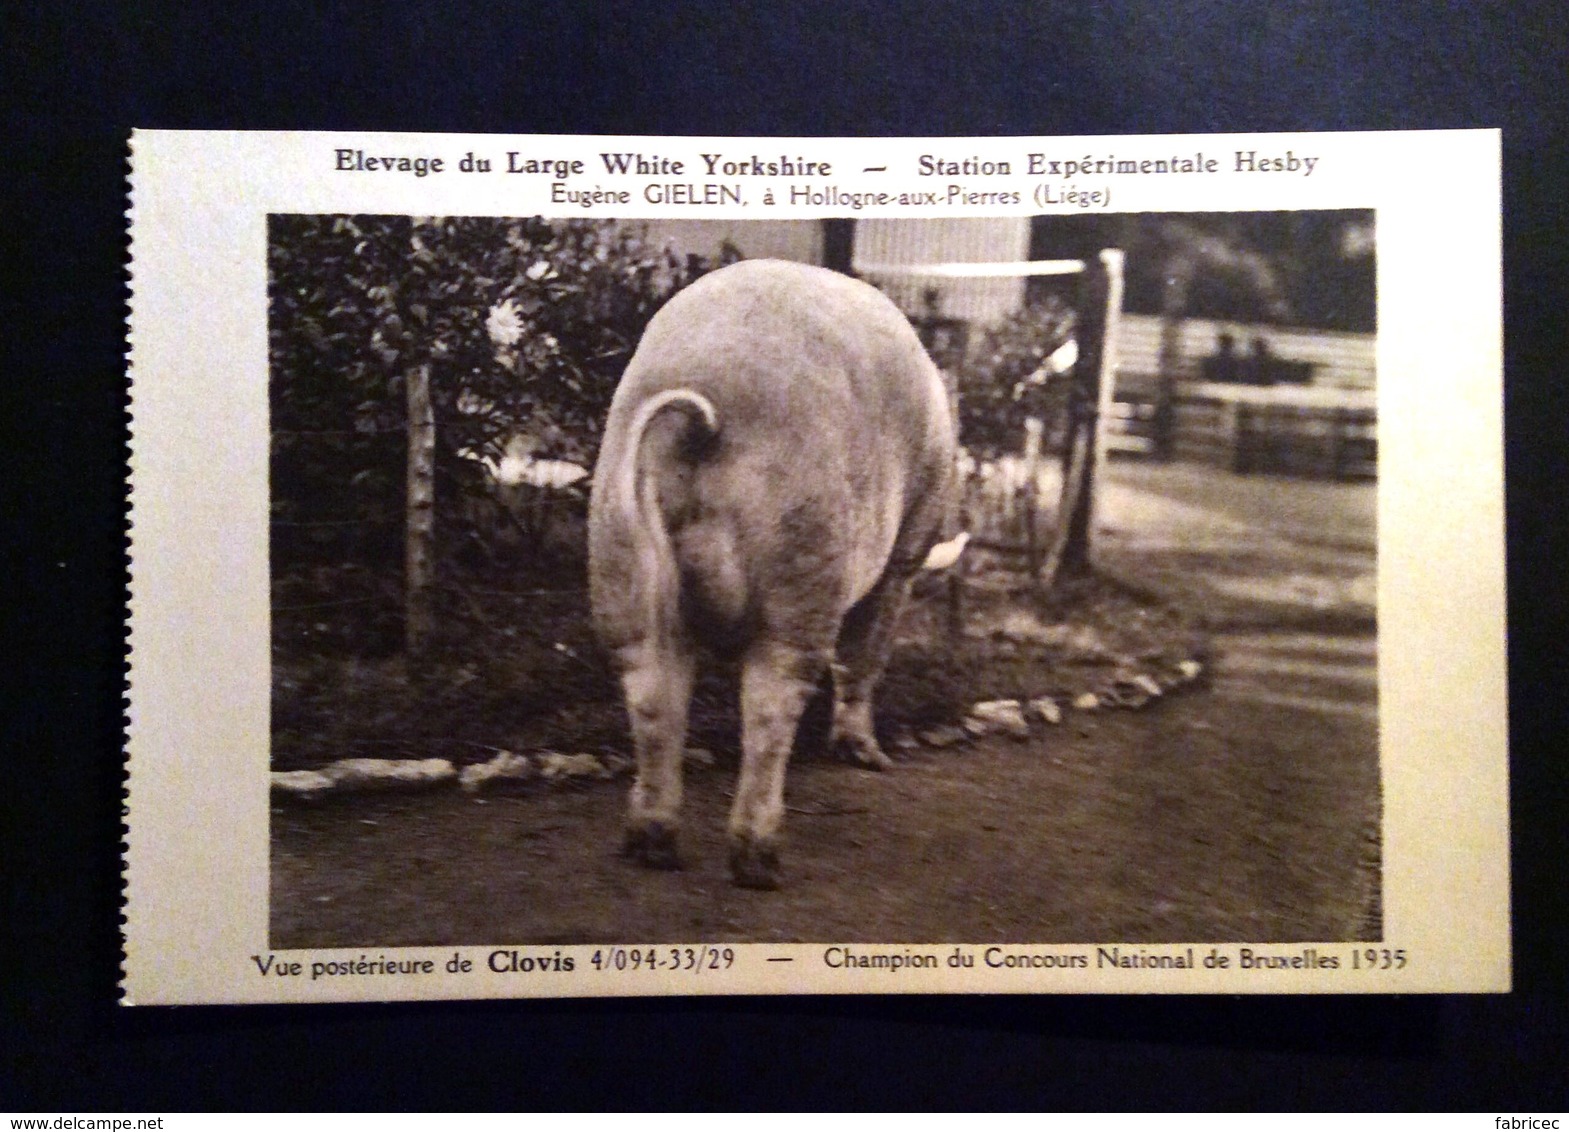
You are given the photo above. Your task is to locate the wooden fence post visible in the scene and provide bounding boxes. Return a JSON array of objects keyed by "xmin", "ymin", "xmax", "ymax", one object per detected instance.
[
  {"xmin": 1022, "ymin": 416, "xmax": 1045, "ymax": 580},
  {"xmin": 1329, "ymin": 406, "xmax": 1347, "ymax": 480},
  {"xmin": 404, "ymin": 361, "xmax": 435, "ymax": 657},
  {"xmin": 1039, "ymin": 249, "xmax": 1125, "ymax": 587},
  {"xmin": 942, "ymin": 366, "xmax": 966, "ymax": 644},
  {"xmin": 1084, "ymin": 249, "xmax": 1126, "ymax": 567}
]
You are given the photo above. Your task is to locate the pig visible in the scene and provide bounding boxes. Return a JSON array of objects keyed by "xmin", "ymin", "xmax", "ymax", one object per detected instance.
[{"xmin": 588, "ymin": 259, "xmax": 957, "ymax": 889}]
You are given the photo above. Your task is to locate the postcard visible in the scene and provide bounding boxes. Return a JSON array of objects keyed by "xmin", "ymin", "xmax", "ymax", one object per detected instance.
[{"xmin": 124, "ymin": 129, "xmax": 1506, "ymax": 1001}]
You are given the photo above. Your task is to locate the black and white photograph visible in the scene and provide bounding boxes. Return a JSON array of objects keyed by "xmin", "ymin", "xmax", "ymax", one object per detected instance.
[{"xmin": 265, "ymin": 211, "xmax": 1382, "ymax": 951}]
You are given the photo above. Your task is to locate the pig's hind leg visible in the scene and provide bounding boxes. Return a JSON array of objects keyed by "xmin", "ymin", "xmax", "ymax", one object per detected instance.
[
  {"xmin": 728, "ymin": 639, "xmax": 827, "ymax": 889},
  {"xmin": 829, "ymin": 570, "xmax": 917, "ymax": 770},
  {"xmin": 619, "ymin": 641, "xmax": 697, "ymax": 870}
]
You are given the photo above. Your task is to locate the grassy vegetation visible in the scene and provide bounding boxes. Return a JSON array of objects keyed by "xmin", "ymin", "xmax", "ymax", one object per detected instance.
[{"xmin": 272, "ymin": 563, "xmax": 1206, "ymax": 774}]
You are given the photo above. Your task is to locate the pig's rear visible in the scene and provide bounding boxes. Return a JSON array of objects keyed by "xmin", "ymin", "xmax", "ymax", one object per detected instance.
[
  {"xmin": 589, "ymin": 259, "xmax": 950, "ymax": 653},
  {"xmin": 586, "ymin": 258, "xmax": 955, "ymax": 887}
]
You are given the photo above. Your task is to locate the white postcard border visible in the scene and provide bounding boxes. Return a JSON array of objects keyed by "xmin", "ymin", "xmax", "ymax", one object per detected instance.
[{"xmin": 125, "ymin": 129, "xmax": 1507, "ymax": 1002}]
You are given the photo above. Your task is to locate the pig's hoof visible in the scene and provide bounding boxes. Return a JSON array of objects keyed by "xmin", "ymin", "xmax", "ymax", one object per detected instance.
[
  {"xmin": 728, "ymin": 836, "xmax": 781, "ymax": 890},
  {"xmin": 833, "ymin": 734, "xmax": 895, "ymax": 771},
  {"xmin": 622, "ymin": 821, "xmax": 682, "ymax": 870},
  {"xmin": 854, "ymin": 744, "xmax": 895, "ymax": 772}
]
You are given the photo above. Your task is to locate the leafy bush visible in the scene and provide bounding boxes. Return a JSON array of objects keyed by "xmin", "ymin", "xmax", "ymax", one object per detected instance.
[
  {"xmin": 268, "ymin": 215, "xmax": 728, "ymax": 581},
  {"xmin": 950, "ymin": 295, "xmax": 1077, "ymax": 457}
]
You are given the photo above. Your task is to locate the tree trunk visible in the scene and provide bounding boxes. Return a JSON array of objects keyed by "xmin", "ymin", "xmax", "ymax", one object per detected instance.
[
  {"xmin": 1038, "ymin": 422, "xmax": 1094, "ymax": 590},
  {"xmin": 821, "ymin": 218, "xmax": 856, "ymax": 275},
  {"xmin": 1154, "ymin": 263, "xmax": 1189, "ymax": 461},
  {"xmin": 404, "ymin": 361, "xmax": 435, "ymax": 657}
]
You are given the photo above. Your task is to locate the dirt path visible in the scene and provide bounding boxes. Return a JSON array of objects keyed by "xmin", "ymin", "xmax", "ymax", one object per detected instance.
[
  {"xmin": 1097, "ymin": 461, "xmax": 1376, "ymax": 631},
  {"xmin": 272, "ymin": 644, "xmax": 1380, "ymax": 948},
  {"xmin": 274, "ymin": 461, "xmax": 1380, "ymax": 948}
]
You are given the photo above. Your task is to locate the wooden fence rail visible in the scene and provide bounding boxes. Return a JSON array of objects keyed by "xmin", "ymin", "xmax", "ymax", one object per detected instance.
[{"xmin": 1110, "ymin": 377, "xmax": 1376, "ymax": 480}]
